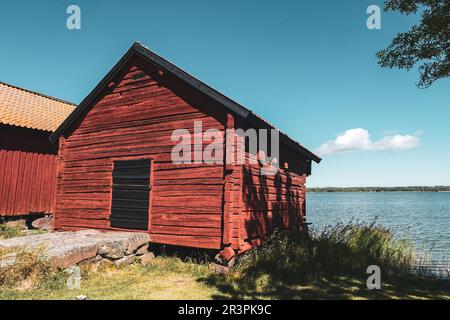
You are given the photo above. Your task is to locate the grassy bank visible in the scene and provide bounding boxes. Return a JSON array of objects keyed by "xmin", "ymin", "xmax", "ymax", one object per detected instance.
[
  {"xmin": 203, "ymin": 222, "xmax": 449, "ymax": 299},
  {"xmin": 1, "ymin": 222, "xmax": 449, "ymax": 300}
]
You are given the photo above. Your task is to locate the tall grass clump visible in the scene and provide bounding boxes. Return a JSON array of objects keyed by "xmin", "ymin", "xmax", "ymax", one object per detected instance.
[
  {"xmin": 231, "ymin": 221, "xmax": 417, "ymax": 289},
  {"xmin": 0, "ymin": 248, "xmax": 66, "ymax": 293}
]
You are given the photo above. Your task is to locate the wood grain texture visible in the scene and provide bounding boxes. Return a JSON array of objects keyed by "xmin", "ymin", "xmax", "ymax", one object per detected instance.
[{"xmin": 231, "ymin": 161, "xmax": 307, "ymax": 250}]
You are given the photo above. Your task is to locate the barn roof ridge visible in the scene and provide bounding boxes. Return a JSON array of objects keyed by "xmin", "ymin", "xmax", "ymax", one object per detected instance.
[{"xmin": 50, "ymin": 42, "xmax": 321, "ymax": 163}]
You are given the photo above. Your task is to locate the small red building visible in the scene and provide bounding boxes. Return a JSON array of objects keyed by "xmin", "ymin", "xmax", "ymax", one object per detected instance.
[
  {"xmin": 50, "ymin": 42, "xmax": 321, "ymax": 254},
  {"xmin": 0, "ymin": 82, "xmax": 75, "ymax": 219}
]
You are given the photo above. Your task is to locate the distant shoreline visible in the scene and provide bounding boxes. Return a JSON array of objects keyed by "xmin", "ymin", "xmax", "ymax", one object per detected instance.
[{"xmin": 308, "ymin": 187, "xmax": 450, "ymax": 193}]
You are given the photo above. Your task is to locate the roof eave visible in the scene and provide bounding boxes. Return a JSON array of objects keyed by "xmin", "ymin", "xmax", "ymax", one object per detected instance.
[{"xmin": 50, "ymin": 45, "xmax": 137, "ymax": 144}]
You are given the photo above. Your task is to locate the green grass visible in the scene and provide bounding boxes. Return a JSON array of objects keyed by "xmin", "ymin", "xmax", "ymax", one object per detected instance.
[
  {"xmin": 0, "ymin": 255, "xmax": 219, "ymax": 300},
  {"xmin": 229, "ymin": 221, "xmax": 418, "ymax": 284},
  {"xmin": 0, "ymin": 222, "xmax": 47, "ymax": 240},
  {"xmin": 0, "ymin": 223, "xmax": 24, "ymax": 240},
  {"xmin": 202, "ymin": 221, "xmax": 449, "ymax": 300},
  {"xmin": 1, "ymin": 222, "xmax": 449, "ymax": 300},
  {"xmin": 1, "ymin": 255, "xmax": 448, "ymax": 300}
]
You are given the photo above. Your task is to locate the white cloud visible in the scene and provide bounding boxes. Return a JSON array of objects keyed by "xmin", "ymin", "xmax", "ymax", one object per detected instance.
[{"xmin": 315, "ymin": 128, "xmax": 421, "ymax": 156}]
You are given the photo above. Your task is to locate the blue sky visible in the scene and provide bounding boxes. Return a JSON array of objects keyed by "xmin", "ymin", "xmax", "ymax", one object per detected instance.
[{"xmin": 1, "ymin": 0, "xmax": 449, "ymax": 187}]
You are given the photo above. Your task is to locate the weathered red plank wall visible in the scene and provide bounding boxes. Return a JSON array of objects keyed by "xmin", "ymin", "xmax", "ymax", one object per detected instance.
[
  {"xmin": 223, "ymin": 161, "xmax": 307, "ymax": 252},
  {"xmin": 55, "ymin": 55, "xmax": 229, "ymax": 249},
  {"xmin": 222, "ymin": 118, "xmax": 309, "ymax": 252},
  {"xmin": 0, "ymin": 126, "xmax": 57, "ymax": 217},
  {"xmin": 237, "ymin": 163, "xmax": 306, "ymax": 250}
]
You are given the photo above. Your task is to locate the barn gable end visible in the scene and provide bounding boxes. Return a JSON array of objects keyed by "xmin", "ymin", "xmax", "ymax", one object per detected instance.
[
  {"xmin": 52, "ymin": 42, "xmax": 320, "ymax": 251},
  {"xmin": 54, "ymin": 55, "xmax": 229, "ymax": 249}
]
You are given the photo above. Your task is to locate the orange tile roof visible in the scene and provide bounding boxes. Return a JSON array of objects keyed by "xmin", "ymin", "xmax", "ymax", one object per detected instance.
[{"xmin": 0, "ymin": 82, "xmax": 76, "ymax": 132}]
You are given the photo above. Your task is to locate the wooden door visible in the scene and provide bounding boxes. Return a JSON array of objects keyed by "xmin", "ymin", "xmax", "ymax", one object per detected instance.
[{"xmin": 110, "ymin": 159, "xmax": 151, "ymax": 230}]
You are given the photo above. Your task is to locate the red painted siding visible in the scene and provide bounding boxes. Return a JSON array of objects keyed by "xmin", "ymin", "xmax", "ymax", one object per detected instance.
[
  {"xmin": 54, "ymin": 56, "xmax": 228, "ymax": 249},
  {"xmin": 0, "ymin": 127, "xmax": 57, "ymax": 217},
  {"xmin": 221, "ymin": 150, "xmax": 307, "ymax": 252}
]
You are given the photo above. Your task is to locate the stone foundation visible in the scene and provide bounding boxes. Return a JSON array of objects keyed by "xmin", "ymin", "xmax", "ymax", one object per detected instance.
[{"xmin": 0, "ymin": 230, "xmax": 153, "ymax": 268}]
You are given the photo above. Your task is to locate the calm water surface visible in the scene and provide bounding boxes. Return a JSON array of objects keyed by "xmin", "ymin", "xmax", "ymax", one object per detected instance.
[{"xmin": 307, "ymin": 192, "xmax": 450, "ymax": 262}]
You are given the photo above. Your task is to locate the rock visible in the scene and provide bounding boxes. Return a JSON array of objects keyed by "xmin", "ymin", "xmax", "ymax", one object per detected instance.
[
  {"xmin": 135, "ymin": 244, "xmax": 149, "ymax": 256},
  {"xmin": 0, "ymin": 252, "xmax": 17, "ymax": 268},
  {"xmin": 220, "ymin": 247, "xmax": 236, "ymax": 261},
  {"xmin": 98, "ymin": 258, "xmax": 115, "ymax": 267},
  {"xmin": 4, "ymin": 219, "xmax": 26, "ymax": 229},
  {"xmin": 125, "ymin": 234, "xmax": 150, "ymax": 255},
  {"xmin": 78, "ymin": 255, "xmax": 103, "ymax": 266},
  {"xmin": 227, "ymin": 256, "xmax": 237, "ymax": 269},
  {"xmin": 85, "ymin": 257, "xmax": 115, "ymax": 269},
  {"xmin": 0, "ymin": 230, "xmax": 150, "ymax": 269},
  {"xmin": 209, "ymin": 262, "xmax": 229, "ymax": 275},
  {"xmin": 114, "ymin": 254, "xmax": 136, "ymax": 267},
  {"xmin": 138, "ymin": 252, "xmax": 155, "ymax": 266},
  {"xmin": 98, "ymin": 242, "xmax": 125, "ymax": 259},
  {"xmin": 75, "ymin": 295, "xmax": 87, "ymax": 300},
  {"xmin": 64, "ymin": 265, "xmax": 82, "ymax": 289},
  {"xmin": 50, "ymin": 244, "xmax": 98, "ymax": 268},
  {"xmin": 31, "ymin": 217, "xmax": 52, "ymax": 231}
]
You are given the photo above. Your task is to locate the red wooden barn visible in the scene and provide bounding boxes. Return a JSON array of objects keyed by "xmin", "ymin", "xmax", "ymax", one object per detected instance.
[
  {"xmin": 0, "ymin": 82, "xmax": 75, "ymax": 219},
  {"xmin": 50, "ymin": 42, "xmax": 321, "ymax": 255}
]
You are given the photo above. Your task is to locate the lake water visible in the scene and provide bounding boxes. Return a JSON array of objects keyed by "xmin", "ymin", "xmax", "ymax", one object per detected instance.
[{"xmin": 307, "ymin": 192, "xmax": 450, "ymax": 262}]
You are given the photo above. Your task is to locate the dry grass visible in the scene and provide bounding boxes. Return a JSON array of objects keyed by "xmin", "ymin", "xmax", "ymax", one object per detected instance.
[{"xmin": 0, "ymin": 248, "xmax": 66, "ymax": 293}]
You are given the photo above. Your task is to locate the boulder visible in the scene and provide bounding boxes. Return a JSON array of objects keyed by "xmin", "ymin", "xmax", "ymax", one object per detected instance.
[
  {"xmin": 114, "ymin": 254, "xmax": 136, "ymax": 267},
  {"xmin": 135, "ymin": 244, "xmax": 149, "ymax": 256},
  {"xmin": 209, "ymin": 262, "xmax": 229, "ymax": 275},
  {"xmin": 50, "ymin": 244, "xmax": 98, "ymax": 268},
  {"xmin": 125, "ymin": 234, "xmax": 150, "ymax": 255},
  {"xmin": 0, "ymin": 252, "xmax": 17, "ymax": 268},
  {"xmin": 98, "ymin": 242, "xmax": 125, "ymax": 259},
  {"xmin": 138, "ymin": 252, "xmax": 155, "ymax": 266},
  {"xmin": 78, "ymin": 254, "xmax": 103, "ymax": 266},
  {"xmin": 31, "ymin": 217, "xmax": 52, "ymax": 231},
  {"xmin": 227, "ymin": 256, "xmax": 237, "ymax": 269},
  {"xmin": 0, "ymin": 230, "xmax": 150, "ymax": 269}
]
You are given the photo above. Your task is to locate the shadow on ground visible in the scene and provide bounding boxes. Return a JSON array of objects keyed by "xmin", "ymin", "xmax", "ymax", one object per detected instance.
[{"xmin": 199, "ymin": 274, "xmax": 450, "ymax": 300}]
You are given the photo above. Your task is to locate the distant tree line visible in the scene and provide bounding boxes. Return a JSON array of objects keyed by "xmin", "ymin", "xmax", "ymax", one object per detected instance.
[{"xmin": 307, "ymin": 186, "xmax": 450, "ymax": 193}]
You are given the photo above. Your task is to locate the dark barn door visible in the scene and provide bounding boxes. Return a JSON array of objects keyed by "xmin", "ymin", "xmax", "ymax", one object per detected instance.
[{"xmin": 110, "ymin": 159, "xmax": 151, "ymax": 230}]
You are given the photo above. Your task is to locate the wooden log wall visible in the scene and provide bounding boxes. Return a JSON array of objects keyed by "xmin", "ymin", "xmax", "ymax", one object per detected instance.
[
  {"xmin": 55, "ymin": 56, "xmax": 228, "ymax": 249},
  {"xmin": 231, "ymin": 156, "xmax": 307, "ymax": 251}
]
